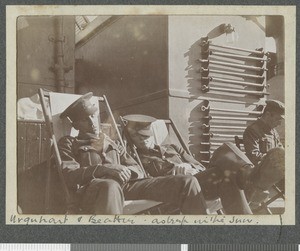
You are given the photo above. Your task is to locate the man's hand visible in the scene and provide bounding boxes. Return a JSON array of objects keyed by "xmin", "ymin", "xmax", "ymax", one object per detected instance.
[
  {"xmin": 169, "ymin": 163, "xmax": 199, "ymax": 176},
  {"xmin": 98, "ymin": 165, "xmax": 132, "ymax": 185},
  {"xmin": 194, "ymin": 164, "xmax": 206, "ymax": 172}
]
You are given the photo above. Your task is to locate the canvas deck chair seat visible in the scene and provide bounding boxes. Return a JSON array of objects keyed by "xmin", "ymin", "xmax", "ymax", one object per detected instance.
[
  {"xmin": 120, "ymin": 116, "xmax": 223, "ymax": 214},
  {"xmin": 234, "ymin": 136, "xmax": 285, "ymax": 214},
  {"xmin": 38, "ymin": 89, "xmax": 162, "ymax": 215}
]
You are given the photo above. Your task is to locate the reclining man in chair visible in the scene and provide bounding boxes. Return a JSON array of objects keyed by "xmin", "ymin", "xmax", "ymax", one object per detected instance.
[
  {"xmin": 57, "ymin": 93, "xmax": 208, "ymax": 214},
  {"xmin": 243, "ymin": 100, "xmax": 285, "ymax": 204},
  {"xmin": 125, "ymin": 114, "xmax": 284, "ymax": 214}
]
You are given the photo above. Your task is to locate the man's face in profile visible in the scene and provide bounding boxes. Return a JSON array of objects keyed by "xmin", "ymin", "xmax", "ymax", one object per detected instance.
[
  {"xmin": 267, "ymin": 112, "xmax": 284, "ymax": 129},
  {"xmin": 129, "ymin": 129, "xmax": 155, "ymax": 150},
  {"xmin": 73, "ymin": 114, "xmax": 100, "ymax": 135}
]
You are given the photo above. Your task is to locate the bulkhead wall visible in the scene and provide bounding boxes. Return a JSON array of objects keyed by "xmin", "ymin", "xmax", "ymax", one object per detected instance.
[
  {"xmin": 75, "ymin": 16, "xmax": 169, "ymax": 122},
  {"xmin": 17, "ymin": 16, "xmax": 75, "ymax": 98},
  {"xmin": 75, "ymin": 15, "xmax": 284, "ymax": 164},
  {"xmin": 168, "ymin": 16, "xmax": 275, "ymax": 163}
]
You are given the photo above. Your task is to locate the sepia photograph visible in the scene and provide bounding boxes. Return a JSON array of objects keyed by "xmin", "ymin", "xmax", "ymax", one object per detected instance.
[{"xmin": 6, "ymin": 5, "xmax": 296, "ymax": 225}]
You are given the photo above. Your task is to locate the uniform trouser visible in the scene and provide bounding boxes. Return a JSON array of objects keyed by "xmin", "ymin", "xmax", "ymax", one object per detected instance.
[
  {"xmin": 80, "ymin": 175, "xmax": 207, "ymax": 215},
  {"xmin": 245, "ymin": 147, "xmax": 285, "ymax": 203},
  {"xmin": 80, "ymin": 179, "xmax": 124, "ymax": 214},
  {"xmin": 124, "ymin": 175, "xmax": 207, "ymax": 214},
  {"xmin": 250, "ymin": 147, "xmax": 284, "ymax": 190}
]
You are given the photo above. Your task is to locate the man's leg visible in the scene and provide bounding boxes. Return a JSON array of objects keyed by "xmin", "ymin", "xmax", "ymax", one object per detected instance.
[
  {"xmin": 80, "ymin": 178, "xmax": 124, "ymax": 214},
  {"xmin": 123, "ymin": 175, "xmax": 207, "ymax": 214},
  {"xmin": 194, "ymin": 168, "xmax": 252, "ymax": 214},
  {"xmin": 251, "ymin": 147, "xmax": 285, "ymax": 190},
  {"xmin": 218, "ymin": 179, "xmax": 252, "ymax": 214},
  {"xmin": 246, "ymin": 147, "xmax": 285, "ymax": 204}
]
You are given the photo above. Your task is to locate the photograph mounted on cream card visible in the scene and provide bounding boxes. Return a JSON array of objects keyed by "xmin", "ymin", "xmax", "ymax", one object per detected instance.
[{"xmin": 6, "ymin": 5, "xmax": 296, "ymax": 225}]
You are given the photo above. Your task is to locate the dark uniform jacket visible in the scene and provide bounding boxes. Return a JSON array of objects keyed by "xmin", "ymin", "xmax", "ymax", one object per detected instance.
[
  {"xmin": 243, "ymin": 118, "xmax": 283, "ymax": 166},
  {"xmin": 58, "ymin": 132, "xmax": 145, "ymax": 190},
  {"xmin": 138, "ymin": 144, "xmax": 206, "ymax": 177}
]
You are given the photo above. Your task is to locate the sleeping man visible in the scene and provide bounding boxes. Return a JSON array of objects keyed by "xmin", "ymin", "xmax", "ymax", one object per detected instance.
[
  {"xmin": 124, "ymin": 114, "xmax": 284, "ymax": 214},
  {"xmin": 57, "ymin": 93, "xmax": 208, "ymax": 214}
]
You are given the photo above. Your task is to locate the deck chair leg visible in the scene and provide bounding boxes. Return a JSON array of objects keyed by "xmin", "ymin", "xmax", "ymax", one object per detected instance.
[{"xmin": 217, "ymin": 209, "xmax": 224, "ymax": 215}]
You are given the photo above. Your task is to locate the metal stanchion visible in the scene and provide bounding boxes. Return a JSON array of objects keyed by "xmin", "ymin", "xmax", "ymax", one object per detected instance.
[
  {"xmin": 202, "ymin": 124, "xmax": 247, "ymax": 130},
  {"xmin": 204, "ymin": 115, "xmax": 257, "ymax": 121},
  {"xmin": 199, "ymin": 59, "xmax": 267, "ymax": 72},
  {"xmin": 203, "ymin": 132, "xmax": 242, "ymax": 138},
  {"xmin": 201, "ymin": 76, "xmax": 266, "ymax": 88},
  {"xmin": 201, "ymin": 85, "xmax": 269, "ymax": 96},
  {"xmin": 209, "ymin": 43, "xmax": 265, "ymax": 55},
  {"xmin": 201, "ymin": 67, "xmax": 264, "ymax": 79},
  {"xmin": 201, "ymin": 105, "xmax": 262, "ymax": 115},
  {"xmin": 209, "ymin": 51, "xmax": 270, "ymax": 62}
]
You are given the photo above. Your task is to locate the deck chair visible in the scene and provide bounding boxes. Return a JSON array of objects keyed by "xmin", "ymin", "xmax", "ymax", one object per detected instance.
[
  {"xmin": 234, "ymin": 136, "xmax": 285, "ymax": 214},
  {"xmin": 38, "ymin": 89, "xmax": 163, "ymax": 214},
  {"xmin": 120, "ymin": 116, "xmax": 223, "ymax": 215}
]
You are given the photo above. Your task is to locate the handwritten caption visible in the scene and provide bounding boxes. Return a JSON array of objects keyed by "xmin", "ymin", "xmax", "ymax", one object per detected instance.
[{"xmin": 9, "ymin": 214, "xmax": 259, "ymax": 225}]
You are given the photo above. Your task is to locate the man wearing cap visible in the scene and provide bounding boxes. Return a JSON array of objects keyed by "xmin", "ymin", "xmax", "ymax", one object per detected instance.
[
  {"xmin": 124, "ymin": 114, "xmax": 206, "ymax": 178},
  {"xmin": 243, "ymin": 100, "xmax": 285, "ymax": 204},
  {"xmin": 125, "ymin": 113, "xmax": 284, "ymax": 214},
  {"xmin": 58, "ymin": 93, "xmax": 207, "ymax": 215},
  {"xmin": 243, "ymin": 99, "xmax": 284, "ymax": 166}
]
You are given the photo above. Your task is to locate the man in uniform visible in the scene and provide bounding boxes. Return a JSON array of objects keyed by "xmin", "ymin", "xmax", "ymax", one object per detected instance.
[
  {"xmin": 124, "ymin": 114, "xmax": 284, "ymax": 214},
  {"xmin": 243, "ymin": 100, "xmax": 284, "ymax": 166},
  {"xmin": 57, "ymin": 93, "xmax": 207, "ymax": 214},
  {"xmin": 243, "ymin": 100, "xmax": 285, "ymax": 203}
]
